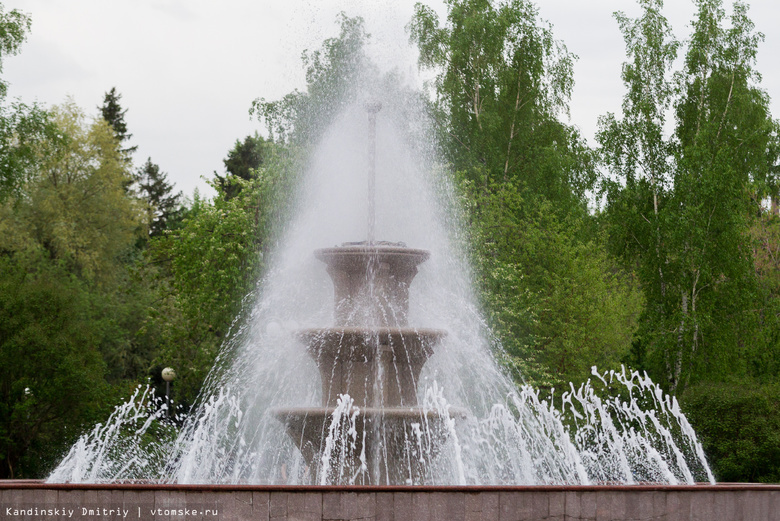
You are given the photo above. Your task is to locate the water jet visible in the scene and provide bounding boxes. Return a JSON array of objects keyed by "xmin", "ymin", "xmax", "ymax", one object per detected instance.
[
  {"xmin": 271, "ymin": 104, "xmax": 464, "ymax": 485},
  {"xmin": 4, "ymin": 9, "xmax": 779, "ymax": 518},
  {"xmin": 7, "ymin": 89, "xmax": 778, "ymax": 521},
  {"xmin": 43, "ymin": 100, "xmax": 716, "ymax": 488}
]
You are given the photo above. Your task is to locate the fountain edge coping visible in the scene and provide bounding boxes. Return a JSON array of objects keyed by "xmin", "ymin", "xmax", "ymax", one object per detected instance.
[{"xmin": 2, "ymin": 481, "xmax": 778, "ymax": 492}]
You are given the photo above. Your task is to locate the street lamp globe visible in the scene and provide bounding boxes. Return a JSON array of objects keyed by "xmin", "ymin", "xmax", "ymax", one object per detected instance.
[{"xmin": 161, "ymin": 367, "xmax": 176, "ymax": 382}]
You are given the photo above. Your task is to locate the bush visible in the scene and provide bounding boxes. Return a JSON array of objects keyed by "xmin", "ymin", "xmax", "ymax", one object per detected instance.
[{"xmin": 681, "ymin": 382, "xmax": 780, "ymax": 483}]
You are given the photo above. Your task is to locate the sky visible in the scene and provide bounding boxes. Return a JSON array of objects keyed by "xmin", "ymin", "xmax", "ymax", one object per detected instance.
[{"xmin": 4, "ymin": 0, "xmax": 780, "ymax": 198}]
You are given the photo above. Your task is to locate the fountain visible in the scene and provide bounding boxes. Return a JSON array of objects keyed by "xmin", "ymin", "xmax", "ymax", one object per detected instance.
[
  {"xmin": 42, "ymin": 100, "xmax": 716, "ymax": 488},
  {"xmin": 36, "ymin": 96, "xmax": 713, "ymax": 486},
  {"xmin": 7, "ymin": 92, "xmax": 780, "ymax": 521},
  {"xmin": 272, "ymin": 243, "xmax": 447, "ymax": 484},
  {"xmin": 271, "ymin": 103, "xmax": 457, "ymax": 485},
  {"xmin": 4, "ymin": 18, "xmax": 780, "ymax": 521}
]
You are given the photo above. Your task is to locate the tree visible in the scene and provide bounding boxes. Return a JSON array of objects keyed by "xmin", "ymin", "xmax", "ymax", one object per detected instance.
[
  {"xmin": 0, "ymin": 3, "xmax": 54, "ymax": 203},
  {"xmin": 146, "ymin": 143, "xmax": 298, "ymax": 403},
  {"xmin": 409, "ymin": 0, "xmax": 633, "ymax": 386},
  {"xmin": 0, "ymin": 101, "xmax": 55, "ymax": 203},
  {"xmin": 0, "ymin": 252, "xmax": 113, "ymax": 478},
  {"xmin": 597, "ymin": 0, "xmax": 680, "ymax": 385},
  {"xmin": 747, "ymin": 214, "xmax": 780, "ymax": 379},
  {"xmin": 462, "ymin": 176, "xmax": 643, "ymax": 389},
  {"xmin": 1, "ymin": 100, "xmax": 144, "ymax": 281},
  {"xmin": 99, "ymin": 87, "xmax": 137, "ymax": 160},
  {"xmin": 598, "ymin": 0, "xmax": 678, "ymax": 258},
  {"xmin": 251, "ymin": 13, "xmax": 374, "ymax": 146},
  {"xmin": 224, "ymin": 133, "xmax": 265, "ymax": 181},
  {"xmin": 0, "ymin": 2, "xmax": 30, "ymax": 98},
  {"xmin": 600, "ymin": 0, "xmax": 779, "ymax": 392},
  {"xmin": 214, "ymin": 133, "xmax": 266, "ymax": 200},
  {"xmin": 682, "ymin": 382, "xmax": 780, "ymax": 483},
  {"xmin": 0, "ymin": 99, "xmax": 152, "ymax": 477},
  {"xmin": 137, "ymin": 157, "xmax": 182, "ymax": 237},
  {"xmin": 0, "ymin": 100, "xmax": 152, "ymax": 378},
  {"xmin": 409, "ymin": 0, "xmax": 595, "ymax": 207}
]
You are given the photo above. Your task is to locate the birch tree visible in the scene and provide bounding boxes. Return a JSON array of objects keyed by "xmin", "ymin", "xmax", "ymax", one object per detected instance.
[{"xmin": 601, "ymin": 0, "xmax": 779, "ymax": 391}]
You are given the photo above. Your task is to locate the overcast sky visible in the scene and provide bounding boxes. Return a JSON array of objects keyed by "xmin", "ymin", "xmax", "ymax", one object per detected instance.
[{"xmin": 4, "ymin": 0, "xmax": 780, "ymax": 198}]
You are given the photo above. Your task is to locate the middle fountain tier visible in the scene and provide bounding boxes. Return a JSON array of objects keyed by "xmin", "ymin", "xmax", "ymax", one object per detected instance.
[{"xmin": 273, "ymin": 242, "xmax": 454, "ymax": 485}]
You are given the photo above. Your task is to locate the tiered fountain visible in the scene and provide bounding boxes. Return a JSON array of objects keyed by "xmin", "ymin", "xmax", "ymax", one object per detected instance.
[
  {"xmin": 43, "ymin": 101, "xmax": 716, "ymax": 489},
  {"xmin": 272, "ymin": 103, "xmax": 452, "ymax": 485},
  {"xmin": 17, "ymin": 99, "xmax": 775, "ymax": 521}
]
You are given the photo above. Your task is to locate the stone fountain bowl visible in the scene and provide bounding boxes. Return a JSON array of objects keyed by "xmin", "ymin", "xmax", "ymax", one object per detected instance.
[
  {"xmin": 295, "ymin": 326, "xmax": 447, "ymax": 409},
  {"xmin": 271, "ymin": 405, "xmax": 468, "ymax": 485},
  {"xmin": 296, "ymin": 326, "xmax": 447, "ymax": 360}
]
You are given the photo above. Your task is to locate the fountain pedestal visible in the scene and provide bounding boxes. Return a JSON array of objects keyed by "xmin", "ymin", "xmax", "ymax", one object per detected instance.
[{"xmin": 273, "ymin": 243, "xmax": 451, "ymax": 484}]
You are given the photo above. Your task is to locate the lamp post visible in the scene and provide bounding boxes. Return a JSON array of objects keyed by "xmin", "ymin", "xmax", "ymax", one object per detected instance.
[{"xmin": 161, "ymin": 367, "xmax": 176, "ymax": 418}]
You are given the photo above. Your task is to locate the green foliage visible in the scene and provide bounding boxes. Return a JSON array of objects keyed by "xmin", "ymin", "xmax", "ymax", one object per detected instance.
[
  {"xmin": 599, "ymin": 0, "xmax": 779, "ymax": 392},
  {"xmin": 170, "ymin": 182, "xmax": 261, "ymax": 334},
  {"xmin": 0, "ymin": 101, "xmax": 144, "ymax": 282},
  {"xmin": 747, "ymin": 215, "xmax": 780, "ymax": 379},
  {"xmin": 224, "ymin": 133, "xmax": 265, "ymax": 181},
  {"xmin": 146, "ymin": 142, "xmax": 299, "ymax": 403},
  {"xmin": 598, "ymin": 0, "xmax": 780, "ymax": 481},
  {"xmin": 0, "ymin": 98, "xmax": 155, "ymax": 476},
  {"xmin": 99, "ymin": 87, "xmax": 137, "ymax": 158},
  {"xmin": 0, "ymin": 100, "xmax": 55, "ymax": 202},
  {"xmin": 682, "ymin": 382, "xmax": 780, "ymax": 483},
  {"xmin": 411, "ymin": 0, "xmax": 625, "ymax": 388},
  {"xmin": 251, "ymin": 13, "xmax": 373, "ymax": 146},
  {"xmin": 0, "ymin": 251, "xmax": 112, "ymax": 478},
  {"xmin": 409, "ymin": 0, "xmax": 595, "ymax": 206},
  {"xmin": 0, "ymin": 3, "xmax": 30, "ymax": 97},
  {"xmin": 137, "ymin": 157, "xmax": 182, "ymax": 238},
  {"xmin": 0, "ymin": 3, "xmax": 52, "ymax": 202},
  {"xmin": 460, "ymin": 176, "xmax": 643, "ymax": 389},
  {"xmin": 215, "ymin": 132, "xmax": 266, "ymax": 200}
]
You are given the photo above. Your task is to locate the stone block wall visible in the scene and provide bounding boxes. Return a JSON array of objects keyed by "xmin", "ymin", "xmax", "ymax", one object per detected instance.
[{"xmin": 1, "ymin": 483, "xmax": 778, "ymax": 520}]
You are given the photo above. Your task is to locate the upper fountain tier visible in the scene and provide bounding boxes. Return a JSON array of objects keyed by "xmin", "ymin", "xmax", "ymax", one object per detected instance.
[{"xmin": 316, "ymin": 241, "xmax": 429, "ymax": 327}]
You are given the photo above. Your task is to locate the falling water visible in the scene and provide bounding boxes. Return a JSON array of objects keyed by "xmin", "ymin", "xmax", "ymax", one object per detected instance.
[{"xmin": 47, "ymin": 97, "xmax": 714, "ymax": 485}]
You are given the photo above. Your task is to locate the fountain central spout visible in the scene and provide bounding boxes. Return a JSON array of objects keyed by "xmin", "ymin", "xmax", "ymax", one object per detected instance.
[{"xmin": 365, "ymin": 100, "xmax": 382, "ymax": 245}]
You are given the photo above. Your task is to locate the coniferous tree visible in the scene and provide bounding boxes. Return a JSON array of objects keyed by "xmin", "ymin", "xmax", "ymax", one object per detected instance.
[
  {"xmin": 137, "ymin": 157, "xmax": 182, "ymax": 237},
  {"xmin": 215, "ymin": 133, "xmax": 265, "ymax": 200},
  {"xmin": 225, "ymin": 133, "xmax": 265, "ymax": 181},
  {"xmin": 99, "ymin": 87, "xmax": 137, "ymax": 159}
]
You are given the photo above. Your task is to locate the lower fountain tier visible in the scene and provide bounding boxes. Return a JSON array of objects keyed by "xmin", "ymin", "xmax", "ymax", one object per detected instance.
[
  {"xmin": 271, "ymin": 405, "xmax": 466, "ymax": 485},
  {"xmin": 297, "ymin": 327, "xmax": 446, "ymax": 408}
]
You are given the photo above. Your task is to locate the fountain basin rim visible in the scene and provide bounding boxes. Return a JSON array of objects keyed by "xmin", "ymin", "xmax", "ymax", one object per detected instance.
[
  {"xmin": 296, "ymin": 326, "xmax": 447, "ymax": 338},
  {"xmin": 314, "ymin": 245, "xmax": 431, "ymax": 266},
  {"xmin": 315, "ymin": 245, "xmax": 430, "ymax": 256},
  {"xmin": 11, "ymin": 481, "xmax": 773, "ymax": 491},
  {"xmin": 270, "ymin": 405, "xmax": 468, "ymax": 418}
]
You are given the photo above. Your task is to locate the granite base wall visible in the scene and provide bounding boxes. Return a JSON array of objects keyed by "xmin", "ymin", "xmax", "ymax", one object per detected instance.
[{"xmin": 1, "ymin": 482, "xmax": 778, "ymax": 521}]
